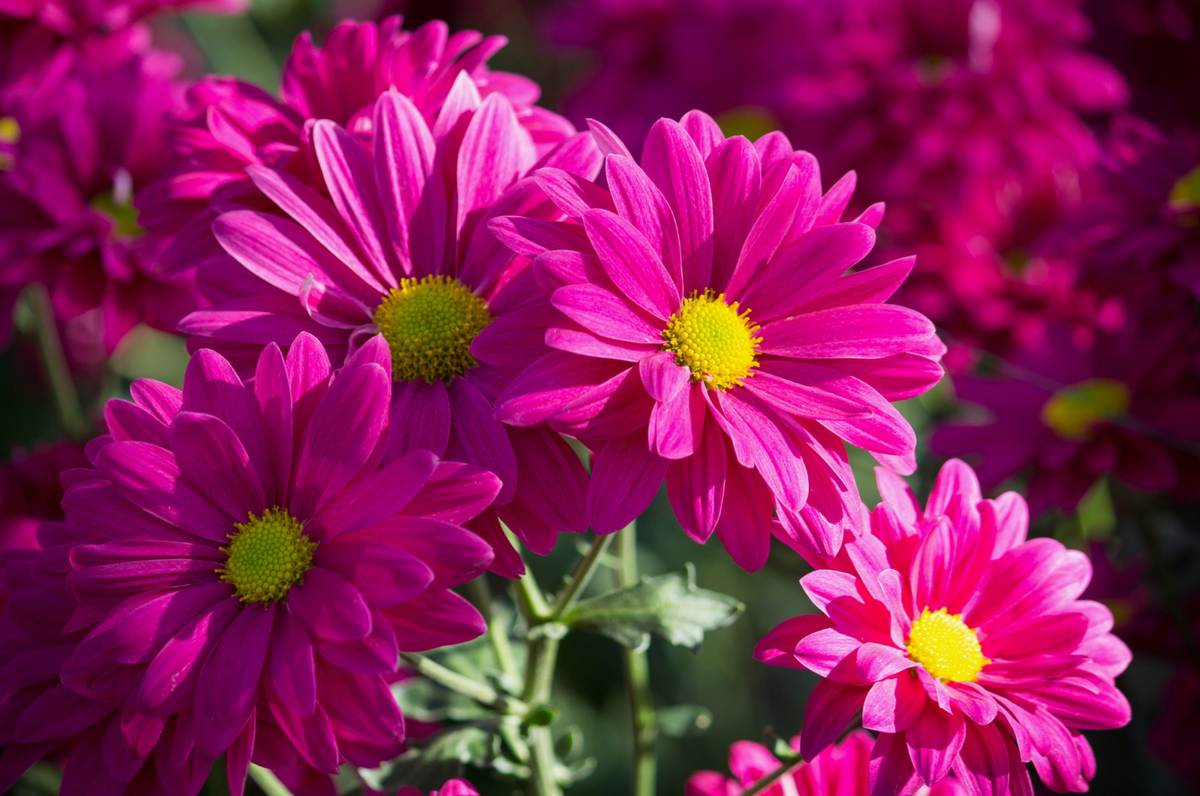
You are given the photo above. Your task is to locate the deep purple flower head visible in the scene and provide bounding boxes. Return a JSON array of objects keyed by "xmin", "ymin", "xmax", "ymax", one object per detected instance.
[
  {"xmin": 0, "ymin": 442, "xmax": 87, "ymax": 558},
  {"xmin": 139, "ymin": 16, "xmax": 576, "ymax": 276},
  {"xmin": 0, "ymin": 29, "xmax": 199, "ymax": 354},
  {"xmin": 491, "ymin": 111, "xmax": 944, "ymax": 570},
  {"xmin": 0, "ymin": 0, "xmax": 245, "ymax": 36},
  {"xmin": 178, "ymin": 85, "xmax": 600, "ymax": 573},
  {"xmin": 0, "ymin": 333, "xmax": 499, "ymax": 794},
  {"xmin": 933, "ymin": 298, "xmax": 1200, "ymax": 515},
  {"xmin": 757, "ymin": 460, "xmax": 1131, "ymax": 794}
]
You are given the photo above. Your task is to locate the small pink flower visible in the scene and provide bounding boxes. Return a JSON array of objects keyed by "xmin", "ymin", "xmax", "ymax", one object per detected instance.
[
  {"xmin": 492, "ymin": 111, "xmax": 944, "ymax": 569},
  {"xmin": 397, "ymin": 779, "xmax": 480, "ymax": 796},
  {"xmin": 757, "ymin": 459, "xmax": 1132, "ymax": 794}
]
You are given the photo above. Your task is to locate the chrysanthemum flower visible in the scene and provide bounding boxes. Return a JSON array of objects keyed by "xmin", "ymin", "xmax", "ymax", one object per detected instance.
[
  {"xmin": 0, "ymin": 30, "xmax": 198, "ymax": 354},
  {"xmin": 0, "ymin": 442, "xmax": 87, "ymax": 562},
  {"xmin": 687, "ymin": 731, "xmax": 965, "ymax": 795},
  {"xmin": 933, "ymin": 307, "xmax": 1200, "ymax": 514},
  {"xmin": 491, "ymin": 111, "xmax": 944, "ymax": 569},
  {"xmin": 179, "ymin": 85, "xmax": 597, "ymax": 572},
  {"xmin": 138, "ymin": 15, "xmax": 576, "ymax": 276},
  {"xmin": 756, "ymin": 459, "xmax": 1132, "ymax": 794},
  {"xmin": 398, "ymin": 779, "xmax": 480, "ymax": 796},
  {"xmin": 0, "ymin": 0, "xmax": 245, "ymax": 36},
  {"xmin": 0, "ymin": 333, "xmax": 499, "ymax": 794}
]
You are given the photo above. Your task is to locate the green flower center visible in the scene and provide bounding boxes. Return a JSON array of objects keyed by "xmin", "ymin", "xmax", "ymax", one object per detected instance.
[
  {"xmin": 1040, "ymin": 379, "xmax": 1130, "ymax": 441},
  {"xmin": 907, "ymin": 607, "xmax": 989, "ymax": 683},
  {"xmin": 218, "ymin": 507, "xmax": 316, "ymax": 604},
  {"xmin": 662, "ymin": 290, "xmax": 761, "ymax": 390},
  {"xmin": 373, "ymin": 275, "xmax": 491, "ymax": 383}
]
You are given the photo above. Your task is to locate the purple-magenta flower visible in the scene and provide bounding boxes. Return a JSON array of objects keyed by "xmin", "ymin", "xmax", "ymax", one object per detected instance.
[
  {"xmin": 0, "ymin": 333, "xmax": 499, "ymax": 794},
  {"xmin": 491, "ymin": 112, "xmax": 944, "ymax": 569},
  {"xmin": 0, "ymin": 0, "xmax": 245, "ymax": 36},
  {"xmin": 138, "ymin": 16, "xmax": 576, "ymax": 277},
  {"xmin": 757, "ymin": 460, "xmax": 1131, "ymax": 794},
  {"xmin": 0, "ymin": 29, "xmax": 199, "ymax": 355},
  {"xmin": 179, "ymin": 88, "xmax": 599, "ymax": 572}
]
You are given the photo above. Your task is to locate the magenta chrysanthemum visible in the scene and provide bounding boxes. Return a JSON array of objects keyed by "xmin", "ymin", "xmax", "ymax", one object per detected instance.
[
  {"xmin": 177, "ymin": 85, "xmax": 599, "ymax": 572},
  {"xmin": 138, "ymin": 16, "xmax": 576, "ymax": 276},
  {"xmin": 398, "ymin": 779, "xmax": 480, "ymax": 796},
  {"xmin": 491, "ymin": 111, "xmax": 945, "ymax": 570},
  {"xmin": 0, "ymin": 0, "xmax": 245, "ymax": 36},
  {"xmin": 756, "ymin": 459, "xmax": 1132, "ymax": 794},
  {"xmin": 0, "ymin": 30, "xmax": 199, "ymax": 354},
  {"xmin": 0, "ymin": 333, "xmax": 499, "ymax": 794}
]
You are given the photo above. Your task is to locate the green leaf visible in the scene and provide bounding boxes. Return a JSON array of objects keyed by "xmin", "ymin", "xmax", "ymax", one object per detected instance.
[
  {"xmin": 561, "ymin": 564, "xmax": 744, "ymax": 650},
  {"xmin": 359, "ymin": 725, "xmax": 492, "ymax": 792},
  {"xmin": 657, "ymin": 704, "xmax": 713, "ymax": 737}
]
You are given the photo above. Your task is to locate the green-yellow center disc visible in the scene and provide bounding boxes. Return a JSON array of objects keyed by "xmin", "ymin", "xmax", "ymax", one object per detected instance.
[
  {"xmin": 218, "ymin": 507, "xmax": 316, "ymax": 604},
  {"xmin": 906, "ymin": 607, "xmax": 989, "ymax": 683},
  {"xmin": 662, "ymin": 290, "xmax": 761, "ymax": 390},
  {"xmin": 373, "ymin": 275, "xmax": 491, "ymax": 383},
  {"xmin": 1040, "ymin": 378, "xmax": 1130, "ymax": 441}
]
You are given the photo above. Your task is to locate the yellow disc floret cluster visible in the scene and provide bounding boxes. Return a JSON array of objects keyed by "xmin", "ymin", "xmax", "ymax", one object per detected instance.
[
  {"xmin": 1040, "ymin": 378, "xmax": 1130, "ymax": 441},
  {"xmin": 218, "ymin": 507, "xmax": 316, "ymax": 604},
  {"xmin": 906, "ymin": 607, "xmax": 990, "ymax": 683},
  {"xmin": 373, "ymin": 275, "xmax": 491, "ymax": 384},
  {"xmin": 662, "ymin": 290, "xmax": 761, "ymax": 390}
]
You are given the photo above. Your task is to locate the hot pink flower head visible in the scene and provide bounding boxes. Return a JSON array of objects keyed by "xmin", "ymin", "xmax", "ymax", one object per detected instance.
[
  {"xmin": 756, "ymin": 459, "xmax": 1132, "ymax": 794},
  {"xmin": 397, "ymin": 779, "xmax": 480, "ymax": 796},
  {"xmin": 0, "ymin": 29, "xmax": 199, "ymax": 354},
  {"xmin": 491, "ymin": 111, "xmax": 944, "ymax": 570},
  {"xmin": 178, "ymin": 88, "xmax": 600, "ymax": 573},
  {"xmin": 138, "ymin": 16, "xmax": 576, "ymax": 276},
  {"xmin": 687, "ymin": 731, "xmax": 966, "ymax": 795},
  {"xmin": 0, "ymin": 333, "xmax": 499, "ymax": 794},
  {"xmin": 0, "ymin": 0, "xmax": 245, "ymax": 36},
  {"xmin": 933, "ymin": 302, "xmax": 1200, "ymax": 515}
]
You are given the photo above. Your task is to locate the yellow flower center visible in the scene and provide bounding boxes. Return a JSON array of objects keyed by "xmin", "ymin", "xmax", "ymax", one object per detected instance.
[
  {"xmin": 373, "ymin": 275, "xmax": 491, "ymax": 383},
  {"xmin": 662, "ymin": 290, "xmax": 761, "ymax": 390},
  {"xmin": 218, "ymin": 507, "xmax": 316, "ymax": 604},
  {"xmin": 0, "ymin": 116, "xmax": 20, "ymax": 172},
  {"xmin": 906, "ymin": 607, "xmax": 989, "ymax": 683},
  {"xmin": 1040, "ymin": 379, "xmax": 1130, "ymax": 441}
]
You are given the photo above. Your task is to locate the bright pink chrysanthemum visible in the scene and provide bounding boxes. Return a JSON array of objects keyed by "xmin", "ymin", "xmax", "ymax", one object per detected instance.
[
  {"xmin": 0, "ymin": 29, "xmax": 198, "ymax": 355},
  {"xmin": 0, "ymin": 333, "xmax": 499, "ymax": 794},
  {"xmin": 756, "ymin": 459, "xmax": 1132, "ymax": 794},
  {"xmin": 178, "ymin": 86, "xmax": 598, "ymax": 572},
  {"xmin": 138, "ymin": 16, "xmax": 576, "ymax": 276},
  {"xmin": 933, "ymin": 304, "xmax": 1200, "ymax": 514},
  {"xmin": 398, "ymin": 779, "xmax": 480, "ymax": 796},
  {"xmin": 0, "ymin": 0, "xmax": 245, "ymax": 36},
  {"xmin": 491, "ymin": 111, "xmax": 944, "ymax": 569},
  {"xmin": 687, "ymin": 731, "xmax": 965, "ymax": 795}
]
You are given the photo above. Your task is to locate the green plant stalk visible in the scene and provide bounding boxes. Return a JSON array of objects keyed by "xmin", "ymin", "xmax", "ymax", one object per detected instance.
[
  {"xmin": 618, "ymin": 522, "xmax": 657, "ymax": 796},
  {"xmin": 25, "ymin": 284, "xmax": 87, "ymax": 438},
  {"xmin": 398, "ymin": 652, "xmax": 529, "ymax": 716},
  {"xmin": 467, "ymin": 577, "xmax": 521, "ymax": 685},
  {"xmin": 523, "ymin": 632, "xmax": 562, "ymax": 796},
  {"xmin": 248, "ymin": 764, "xmax": 292, "ymax": 796},
  {"xmin": 547, "ymin": 533, "xmax": 616, "ymax": 618},
  {"xmin": 742, "ymin": 757, "xmax": 805, "ymax": 796}
]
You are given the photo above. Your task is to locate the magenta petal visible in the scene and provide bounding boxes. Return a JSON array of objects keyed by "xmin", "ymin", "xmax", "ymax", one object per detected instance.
[
  {"xmin": 495, "ymin": 352, "xmax": 622, "ymax": 426},
  {"xmin": 605, "ymin": 153, "xmax": 683, "ymax": 286},
  {"xmin": 714, "ymin": 391, "xmax": 808, "ymax": 510},
  {"xmin": 318, "ymin": 540, "xmax": 434, "ymax": 606},
  {"xmin": 137, "ymin": 600, "xmax": 238, "ymax": 714},
  {"xmin": 96, "ymin": 441, "xmax": 230, "ymax": 539},
  {"xmin": 267, "ymin": 697, "xmax": 339, "ymax": 775},
  {"xmin": 648, "ymin": 384, "xmax": 698, "ymax": 460},
  {"xmin": 266, "ymin": 613, "xmax": 317, "ymax": 716},
  {"xmin": 761, "ymin": 305, "xmax": 944, "ymax": 360},
  {"xmin": 799, "ymin": 678, "xmax": 868, "ymax": 760},
  {"xmin": 641, "ymin": 118, "xmax": 713, "ymax": 288},
  {"xmin": 792, "ymin": 627, "xmax": 861, "ymax": 677},
  {"xmin": 170, "ymin": 412, "xmax": 265, "ymax": 521},
  {"xmin": 754, "ymin": 613, "xmax": 833, "ymax": 669},
  {"xmin": 194, "ymin": 604, "xmax": 274, "ymax": 756},
  {"xmin": 290, "ymin": 568, "xmax": 372, "ymax": 641},
  {"xmin": 863, "ymin": 674, "xmax": 926, "ymax": 733},
  {"xmin": 581, "ymin": 208, "xmax": 679, "ymax": 320},
  {"xmin": 707, "ymin": 135, "xmax": 762, "ymax": 290},
  {"xmin": 457, "ymin": 93, "xmax": 533, "ymax": 232},
  {"xmin": 445, "ymin": 378, "xmax": 518, "ymax": 502},
  {"xmin": 254, "ymin": 342, "xmax": 293, "ymax": 507},
  {"xmin": 350, "ymin": 516, "xmax": 493, "ymax": 588},
  {"xmin": 587, "ymin": 432, "xmax": 668, "ymax": 533},
  {"xmin": 373, "ymin": 91, "xmax": 434, "ymax": 267},
  {"xmin": 745, "ymin": 364, "xmax": 867, "ymax": 420},
  {"xmin": 666, "ymin": 418, "xmax": 726, "ymax": 543},
  {"xmin": 401, "ymin": 460, "xmax": 503, "ymax": 525},
  {"xmin": 317, "ymin": 449, "xmax": 439, "ymax": 536},
  {"xmin": 383, "ymin": 589, "xmax": 485, "ymax": 652},
  {"xmin": 290, "ymin": 361, "xmax": 390, "ymax": 518},
  {"xmin": 226, "ymin": 711, "xmax": 256, "ymax": 796},
  {"xmin": 869, "ymin": 732, "xmax": 919, "ymax": 796},
  {"xmin": 638, "ymin": 351, "xmax": 689, "ymax": 403},
  {"xmin": 388, "ymin": 380, "xmax": 451, "ymax": 458},
  {"xmin": 713, "ymin": 456, "xmax": 773, "ymax": 571},
  {"xmin": 907, "ymin": 706, "xmax": 967, "ymax": 785},
  {"xmin": 552, "ymin": 283, "xmax": 663, "ymax": 344},
  {"xmin": 182, "ymin": 349, "xmax": 272, "ymax": 490}
]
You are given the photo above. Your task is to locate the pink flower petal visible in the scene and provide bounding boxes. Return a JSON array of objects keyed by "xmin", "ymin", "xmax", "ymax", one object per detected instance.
[
  {"xmin": 587, "ymin": 432, "xmax": 668, "ymax": 533},
  {"xmin": 194, "ymin": 604, "xmax": 274, "ymax": 756}
]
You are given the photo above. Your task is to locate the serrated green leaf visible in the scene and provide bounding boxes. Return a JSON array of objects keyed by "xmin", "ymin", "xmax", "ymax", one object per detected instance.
[
  {"xmin": 561, "ymin": 564, "xmax": 744, "ymax": 650},
  {"xmin": 657, "ymin": 704, "xmax": 713, "ymax": 737},
  {"xmin": 360, "ymin": 725, "xmax": 492, "ymax": 792}
]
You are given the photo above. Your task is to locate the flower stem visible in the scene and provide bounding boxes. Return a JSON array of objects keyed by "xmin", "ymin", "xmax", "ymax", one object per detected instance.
[
  {"xmin": 468, "ymin": 577, "xmax": 520, "ymax": 686},
  {"xmin": 742, "ymin": 757, "xmax": 805, "ymax": 796},
  {"xmin": 399, "ymin": 652, "xmax": 529, "ymax": 715},
  {"xmin": 25, "ymin": 284, "xmax": 86, "ymax": 438},
  {"xmin": 618, "ymin": 522, "xmax": 657, "ymax": 796},
  {"xmin": 547, "ymin": 533, "xmax": 615, "ymax": 619},
  {"xmin": 523, "ymin": 632, "xmax": 562, "ymax": 796},
  {"xmin": 248, "ymin": 764, "xmax": 292, "ymax": 796}
]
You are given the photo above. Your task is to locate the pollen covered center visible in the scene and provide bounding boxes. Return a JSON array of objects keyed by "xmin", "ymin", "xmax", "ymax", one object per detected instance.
[
  {"xmin": 1040, "ymin": 378, "xmax": 1130, "ymax": 441},
  {"xmin": 662, "ymin": 290, "xmax": 761, "ymax": 390},
  {"xmin": 906, "ymin": 607, "xmax": 989, "ymax": 683},
  {"xmin": 373, "ymin": 275, "xmax": 491, "ymax": 383},
  {"xmin": 218, "ymin": 507, "xmax": 316, "ymax": 604}
]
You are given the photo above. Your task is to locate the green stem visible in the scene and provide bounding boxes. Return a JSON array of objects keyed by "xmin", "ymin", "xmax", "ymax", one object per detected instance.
[
  {"xmin": 523, "ymin": 634, "xmax": 562, "ymax": 796},
  {"xmin": 26, "ymin": 284, "xmax": 87, "ymax": 438},
  {"xmin": 468, "ymin": 578, "xmax": 520, "ymax": 686},
  {"xmin": 742, "ymin": 757, "xmax": 805, "ymax": 796},
  {"xmin": 618, "ymin": 523, "xmax": 657, "ymax": 796},
  {"xmin": 399, "ymin": 652, "xmax": 529, "ymax": 715},
  {"xmin": 547, "ymin": 533, "xmax": 616, "ymax": 619},
  {"xmin": 248, "ymin": 764, "xmax": 292, "ymax": 796}
]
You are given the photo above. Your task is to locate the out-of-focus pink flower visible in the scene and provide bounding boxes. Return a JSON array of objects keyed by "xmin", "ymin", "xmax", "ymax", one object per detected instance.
[
  {"xmin": 178, "ymin": 88, "xmax": 598, "ymax": 574},
  {"xmin": 493, "ymin": 110, "xmax": 943, "ymax": 569},
  {"xmin": 0, "ymin": 334, "xmax": 499, "ymax": 794},
  {"xmin": 757, "ymin": 459, "xmax": 1132, "ymax": 793},
  {"xmin": 0, "ymin": 0, "xmax": 245, "ymax": 36},
  {"xmin": 0, "ymin": 441, "xmax": 86, "ymax": 556},
  {"xmin": 397, "ymin": 779, "xmax": 480, "ymax": 796},
  {"xmin": 933, "ymin": 301, "xmax": 1200, "ymax": 515},
  {"xmin": 0, "ymin": 29, "xmax": 199, "ymax": 355},
  {"xmin": 138, "ymin": 16, "xmax": 576, "ymax": 277}
]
